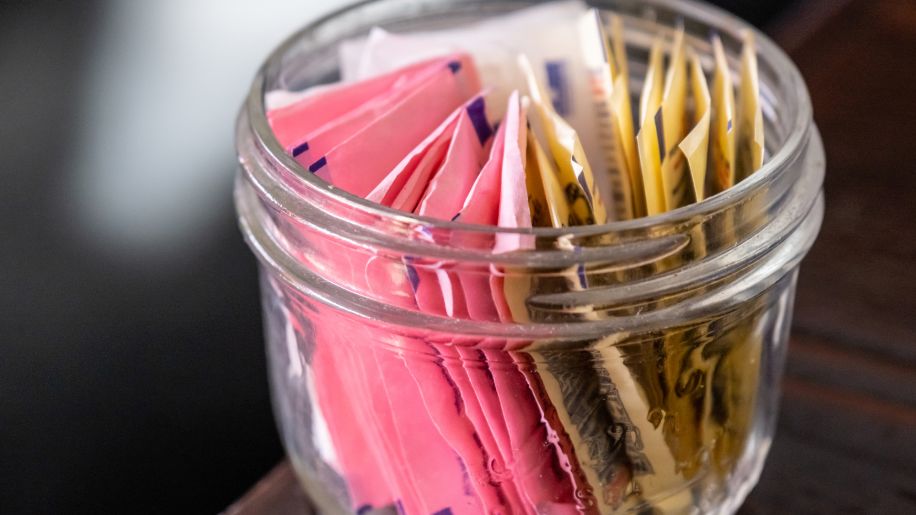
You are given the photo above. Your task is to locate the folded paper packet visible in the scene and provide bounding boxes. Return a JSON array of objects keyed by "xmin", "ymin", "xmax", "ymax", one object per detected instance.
[
  {"xmin": 272, "ymin": 54, "xmax": 481, "ymax": 198},
  {"xmin": 267, "ymin": 2, "xmax": 766, "ymax": 512},
  {"xmin": 456, "ymin": 93, "xmax": 583, "ymax": 513}
]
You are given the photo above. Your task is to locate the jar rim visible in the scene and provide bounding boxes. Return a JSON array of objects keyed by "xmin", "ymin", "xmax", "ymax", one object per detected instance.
[
  {"xmin": 235, "ymin": 0, "xmax": 825, "ymax": 333},
  {"xmin": 239, "ymin": 0, "xmax": 813, "ymax": 238}
]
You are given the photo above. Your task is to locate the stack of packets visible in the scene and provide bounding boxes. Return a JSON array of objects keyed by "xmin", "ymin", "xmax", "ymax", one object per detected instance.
[{"xmin": 267, "ymin": 1, "xmax": 765, "ymax": 513}]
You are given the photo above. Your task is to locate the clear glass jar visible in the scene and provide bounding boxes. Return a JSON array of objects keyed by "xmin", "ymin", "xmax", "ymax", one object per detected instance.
[{"xmin": 234, "ymin": 0, "xmax": 824, "ymax": 513}]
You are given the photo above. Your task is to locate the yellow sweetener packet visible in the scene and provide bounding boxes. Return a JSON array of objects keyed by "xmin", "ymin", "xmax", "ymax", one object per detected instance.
[
  {"xmin": 520, "ymin": 54, "xmax": 607, "ymax": 225},
  {"xmin": 608, "ymin": 15, "xmax": 644, "ymax": 218},
  {"xmin": 710, "ymin": 31, "xmax": 765, "ymax": 475},
  {"xmin": 656, "ymin": 32, "xmax": 715, "ymax": 489},
  {"xmin": 735, "ymin": 30, "xmax": 764, "ymax": 182},
  {"xmin": 679, "ymin": 49, "xmax": 712, "ymax": 202},
  {"xmin": 708, "ymin": 34, "xmax": 736, "ymax": 195},
  {"xmin": 636, "ymin": 38, "xmax": 667, "ymax": 215},
  {"xmin": 580, "ymin": 9, "xmax": 640, "ymax": 221},
  {"xmin": 659, "ymin": 27, "xmax": 692, "ymax": 211},
  {"xmin": 520, "ymin": 89, "xmax": 636, "ymax": 510},
  {"xmin": 524, "ymin": 95, "xmax": 592, "ymax": 227},
  {"xmin": 524, "ymin": 128, "xmax": 553, "ymax": 227}
]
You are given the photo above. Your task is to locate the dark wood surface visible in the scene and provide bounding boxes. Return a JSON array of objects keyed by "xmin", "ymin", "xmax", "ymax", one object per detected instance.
[{"xmin": 225, "ymin": 1, "xmax": 916, "ymax": 513}]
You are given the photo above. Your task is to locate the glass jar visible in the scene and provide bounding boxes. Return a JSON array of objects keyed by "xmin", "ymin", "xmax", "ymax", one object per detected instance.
[{"xmin": 234, "ymin": 0, "xmax": 824, "ymax": 513}]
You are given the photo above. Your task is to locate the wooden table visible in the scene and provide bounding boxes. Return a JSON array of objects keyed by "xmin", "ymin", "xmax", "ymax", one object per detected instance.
[{"xmin": 226, "ymin": 0, "xmax": 916, "ymax": 512}]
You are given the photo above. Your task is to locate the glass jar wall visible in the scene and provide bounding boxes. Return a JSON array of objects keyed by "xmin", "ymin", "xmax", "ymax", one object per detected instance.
[{"xmin": 235, "ymin": 1, "xmax": 824, "ymax": 513}]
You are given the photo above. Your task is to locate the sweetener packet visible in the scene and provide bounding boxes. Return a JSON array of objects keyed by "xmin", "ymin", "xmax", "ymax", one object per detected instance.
[
  {"xmin": 736, "ymin": 31, "xmax": 765, "ymax": 182},
  {"xmin": 271, "ymin": 54, "xmax": 481, "ymax": 197},
  {"xmin": 410, "ymin": 97, "xmax": 492, "ymax": 317},
  {"xmin": 637, "ymin": 38, "xmax": 667, "ymax": 215},
  {"xmin": 708, "ymin": 35, "xmax": 737, "ymax": 195},
  {"xmin": 658, "ymin": 27, "xmax": 692, "ymax": 211},
  {"xmin": 409, "ymin": 101, "xmax": 538, "ymax": 513},
  {"xmin": 579, "ymin": 9, "xmax": 639, "ymax": 220},
  {"xmin": 374, "ymin": 96, "xmax": 528, "ymax": 512},
  {"xmin": 300, "ymin": 231, "xmax": 484, "ymax": 514},
  {"xmin": 709, "ymin": 31, "xmax": 766, "ymax": 479},
  {"xmin": 520, "ymin": 54, "xmax": 608, "ymax": 226},
  {"xmin": 360, "ymin": 94, "xmax": 524, "ymax": 513},
  {"xmin": 451, "ymin": 93, "xmax": 583, "ymax": 512},
  {"xmin": 366, "ymin": 94, "xmax": 490, "ymax": 209},
  {"xmin": 607, "ymin": 15, "xmax": 645, "ymax": 218},
  {"xmin": 268, "ymin": 57, "xmax": 438, "ymax": 152},
  {"xmin": 680, "ymin": 49, "xmax": 712, "ymax": 202},
  {"xmin": 296, "ymin": 301, "xmax": 396, "ymax": 511}
]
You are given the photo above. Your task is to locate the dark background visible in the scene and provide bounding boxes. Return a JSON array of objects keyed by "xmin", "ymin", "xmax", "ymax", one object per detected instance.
[{"xmin": 0, "ymin": 0, "xmax": 830, "ymax": 513}]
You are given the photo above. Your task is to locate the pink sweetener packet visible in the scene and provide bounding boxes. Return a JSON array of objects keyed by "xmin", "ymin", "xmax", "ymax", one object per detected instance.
[
  {"xmin": 307, "ymin": 312, "xmax": 404, "ymax": 511},
  {"xmin": 421, "ymin": 122, "xmax": 508, "ymax": 484},
  {"xmin": 394, "ymin": 337, "xmax": 524, "ymax": 514},
  {"xmin": 278, "ymin": 285, "xmax": 408, "ymax": 512},
  {"xmin": 362, "ymin": 267, "xmax": 511, "ymax": 513},
  {"xmin": 397, "ymin": 99, "xmax": 528, "ymax": 512},
  {"xmin": 363, "ymin": 94, "xmax": 523, "ymax": 512},
  {"xmin": 268, "ymin": 57, "xmax": 440, "ymax": 156},
  {"xmin": 276, "ymin": 292, "xmax": 394, "ymax": 510},
  {"xmin": 364, "ymin": 343, "xmax": 485, "ymax": 515},
  {"xmin": 344, "ymin": 334, "xmax": 436, "ymax": 515},
  {"xmin": 416, "ymin": 96, "xmax": 492, "ymax": 218},
  {"xmin": 357, "ymin": 310, "xmax": 519, "ymax": 514},
  {"xmin": 438, "ymin": 113, "xmax": 523, "ymax": 473},
  {"xmin": 489, "ymin": 90, "xmax": 533, "ymax": 321},
  {"xmin": 310, "ymin": 89, "xmax": 497, "ymax": 513},
  {"xmin": 449, "ymin": 91, "xmax": 533, "ymax": 321},
  {"xmin": 446, "ymin": 92, "xmax": 579, "ymax": 512},
  {"xmin": 277, "ymin": 203, "xmax": 428, "ymax": 510},
  {"xmin": 306, "ymin": 54, "xmax": 480, "ymax": 197},
  {"xmin": 364, "ymin": 93, "xmax": 490, "ymax": 316},
  {"xmin": 408, "ymin": 99, "xmax": 517, "ymax": 493},
  {"xmin": 310, "ymin": 298, "xmax": 487, "ymax": 514},
  {"xmin": 410, "ymin": 96, "xmax": 493, "ymax": 317},
  {"xmin": 450, "ymin": 117, "xmax": 503, "ymax": 322},
  {"xmin": 266, "ymin": 64, "xmax": 479, "ymax": 313},
  {"xmin": 397, "ymin": 96, "xmax": 492, "ymax": 213},
  {"xmin": 366, "ymin": 94, "xmax": 489, "ymax": 209},
  {"xmin": 350, "ymin": 275, "xmax": 491, "ymax": 513},
  {"xmin": 333, "ymin": 286, "xmax": 498, "ymax": 514},
  {"xmin": 483, "ymin": 342, "xmax": 581, "ymax": 514},
  {"xmin": 281, "ymin": 223, "xmax": 467, "ymax": 512}
]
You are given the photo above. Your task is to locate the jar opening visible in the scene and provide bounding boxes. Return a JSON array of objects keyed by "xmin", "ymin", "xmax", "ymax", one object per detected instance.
[
  {"xmin": 240, "ymin": 0, "xmax": 813, "ymax": 239},
  {"xmin": 234, "ymin": 0, "xmax": 825, "ymax": 332}
]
